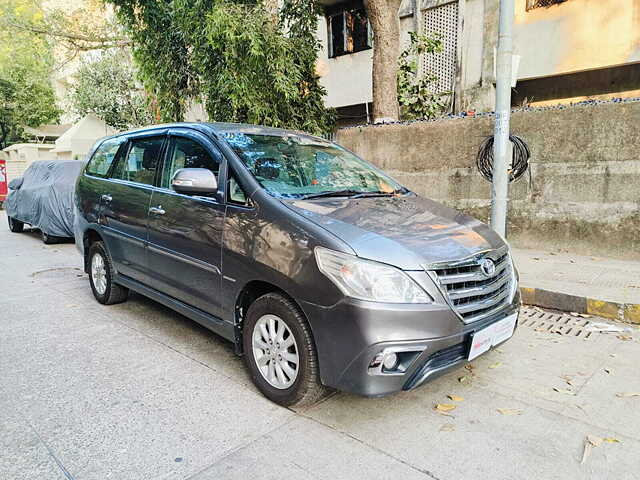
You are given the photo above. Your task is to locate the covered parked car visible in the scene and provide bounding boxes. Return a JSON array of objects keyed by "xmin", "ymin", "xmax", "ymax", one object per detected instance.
[
  {"xmin": 6, "ymin": 160, "xmax": 85, "ymax": 244},
  {"xmin": 75, "ymin": 123, "xmax": 520, "ymax": 407}
]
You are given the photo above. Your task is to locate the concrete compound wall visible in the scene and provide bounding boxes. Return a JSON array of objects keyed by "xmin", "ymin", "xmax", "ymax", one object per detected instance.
[{"xmin": 335, "ymin": 99, "xmax": 640, "ymax": 260}]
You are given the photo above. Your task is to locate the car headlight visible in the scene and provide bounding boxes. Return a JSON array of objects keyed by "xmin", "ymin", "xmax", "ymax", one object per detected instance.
[{"xmin": 314, "ymin": 247, "xmax": 432, "ymax": 303}]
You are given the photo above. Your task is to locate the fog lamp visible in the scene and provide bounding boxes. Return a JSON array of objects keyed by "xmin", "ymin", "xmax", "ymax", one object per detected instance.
[{"xmin": 382, "ymin": 352, "xmax": 399, "ymax": 371}]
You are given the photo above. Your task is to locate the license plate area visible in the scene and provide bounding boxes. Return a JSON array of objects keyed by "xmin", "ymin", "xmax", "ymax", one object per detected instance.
[{"xmin": 468, "ymin": 313, "xmax": 517, "ymax": 361}]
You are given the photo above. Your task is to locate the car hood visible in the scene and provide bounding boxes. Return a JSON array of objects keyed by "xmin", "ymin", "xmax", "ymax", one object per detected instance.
[{"xmin": 283, "ymin": 194, "xmax": 506, "ymax": 270}]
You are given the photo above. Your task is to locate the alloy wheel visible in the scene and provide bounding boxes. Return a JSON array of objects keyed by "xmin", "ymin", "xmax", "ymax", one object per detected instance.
[
  {"xmin": 252, "ymin": 314, "xmax": 299, "ymax": 389},
  {"xmin": 91, "ymin": 252, "xmax": 107, "ymax": 295}
]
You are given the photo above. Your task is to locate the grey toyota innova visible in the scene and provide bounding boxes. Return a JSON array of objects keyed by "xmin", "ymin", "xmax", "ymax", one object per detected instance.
[{"xmin": 75, "ymin": 123, "xmax": 520, "ymax": 406}]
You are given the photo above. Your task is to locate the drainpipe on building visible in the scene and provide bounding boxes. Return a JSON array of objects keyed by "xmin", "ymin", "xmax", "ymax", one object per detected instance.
[{"xmin": 490, "ymin": 0, "xmax": 515, "ymax": 238}]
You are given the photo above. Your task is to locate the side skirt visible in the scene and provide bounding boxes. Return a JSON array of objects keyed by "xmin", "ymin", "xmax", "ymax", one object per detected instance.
[{"xmin": 115, "ymin": 274, "xmax": 237, "ymax": 344}]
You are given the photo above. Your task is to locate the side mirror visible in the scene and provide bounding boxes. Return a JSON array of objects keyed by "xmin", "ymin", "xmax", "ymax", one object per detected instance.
[{"xmin": 171, "ymin": 168, "xmax": 218, "ymax": 195}]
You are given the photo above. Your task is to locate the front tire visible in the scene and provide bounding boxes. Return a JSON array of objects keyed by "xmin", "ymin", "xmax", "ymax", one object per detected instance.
[
  {"xmin": 88, "ymin": 241, "xmax": 129, "ymax": 305},
  {"xmin": 8, "ymin": 216, "xmax": 24, "ymax": 233},
  {"xmin": 243, "ymin": 293, "xmax": 327, "ymax": 407}
]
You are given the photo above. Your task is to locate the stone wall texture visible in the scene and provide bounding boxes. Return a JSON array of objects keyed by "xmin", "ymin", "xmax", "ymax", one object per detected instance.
[{"xmin": 335, "ymin": 100, "xmax": 640, "ymax": 260}]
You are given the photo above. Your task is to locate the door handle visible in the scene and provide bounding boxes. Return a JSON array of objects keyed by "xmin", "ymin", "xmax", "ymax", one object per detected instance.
[
  {"xmin": 101, "ymin": 194, "xmax": 112, "ymax": 203},
  {"xmin": 149, "ymin": 206, "xmax": 166, "ymax": 215}
]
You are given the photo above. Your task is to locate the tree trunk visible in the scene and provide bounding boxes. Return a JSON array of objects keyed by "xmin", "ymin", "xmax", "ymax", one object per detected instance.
[{"xmin": 365, "ymin": 0, "xmax": 403, "ymax": 123}]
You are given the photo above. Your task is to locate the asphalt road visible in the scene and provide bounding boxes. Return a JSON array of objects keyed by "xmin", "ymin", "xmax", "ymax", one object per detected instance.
[{"xmin": 1, "ymin": 211, "xmax": 639, "ymax": 480}]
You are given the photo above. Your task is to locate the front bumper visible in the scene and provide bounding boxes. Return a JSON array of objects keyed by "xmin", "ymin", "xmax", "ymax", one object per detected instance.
[{"xmin": 300, "ymin": 290, "xmax": 520, "ymax": 397}]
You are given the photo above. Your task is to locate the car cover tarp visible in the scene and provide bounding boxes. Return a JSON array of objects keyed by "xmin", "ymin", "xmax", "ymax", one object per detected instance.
[{"xmin": 5, "ymin": 160, "xmax": 85, "ymax": 238}]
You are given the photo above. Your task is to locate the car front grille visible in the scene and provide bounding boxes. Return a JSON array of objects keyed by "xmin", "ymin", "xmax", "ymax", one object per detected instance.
[{"xmin": 429, "ymin": 247, "xmax": 514, "ymax": 324}]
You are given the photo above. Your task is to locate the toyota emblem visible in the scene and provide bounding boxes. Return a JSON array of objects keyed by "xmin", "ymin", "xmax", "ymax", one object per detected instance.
[{"xmin": 479, "ymin": 258, "xmax": 496, "ymax": 277}]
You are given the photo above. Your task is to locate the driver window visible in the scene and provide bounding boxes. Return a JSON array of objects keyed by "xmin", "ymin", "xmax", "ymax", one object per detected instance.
[
  {"xmin": 228, "ymin": 170, "xmax": 248, "ymax": 205},
  {"xmin": 161, "ymin": 137, "xmax": 221, "ymax": 189}
]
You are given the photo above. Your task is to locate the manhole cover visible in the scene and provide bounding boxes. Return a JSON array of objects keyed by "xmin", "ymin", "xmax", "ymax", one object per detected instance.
[
  {"xmin": 30, "ymin": 267, "xmax": 83, "ymax": 279},
  {"xmin": 520, "ymin": 307, "xmax": 596, "ymax": 339}
]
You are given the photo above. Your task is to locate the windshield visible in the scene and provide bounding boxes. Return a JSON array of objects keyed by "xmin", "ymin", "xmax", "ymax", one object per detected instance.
[{"xmin": 221, "ymin": 132, "xmax": 405, "ymax": 199}]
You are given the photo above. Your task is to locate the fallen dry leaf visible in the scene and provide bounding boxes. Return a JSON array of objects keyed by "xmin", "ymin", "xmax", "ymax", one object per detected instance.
[
  {"xmin": 587, "ymin": 435, "xmax": 603, "ymax": 447},
  {"xmin": 497, "ymin": 408, "xmax": 523, "ymax": 415},
  {"xmin": 447, "ymin": 394, "xmax": 464, "ymax": 402},
  {"xmin": 439, "ymin": 423, "xmax": 455, "ymax": 432},
  {"xmin": 616, "ymin": 392, "xmax": 640, "ymax": 398},
  {"xmin": 465, "ymin": 364, "xmax": 475, "ymax": 371},
  {"xmin": 553, "ymin": 387, "xmax": 576, "ymax": 396},
  {"xmin": 603, "ymin": 437, "xmax": 620, "ymax": 443},
  {"xmin": 434, "ymin": 403, "xmax": 457, "ymax": 413},
  {"xmin": 458, "ymin": 375, "xmax": 471, "ymax": 384},
  {"xmin": 488, "ymin": 362, "xmax": 502, "ymax": 369},
  {"xmin": 617, "ymin": 335, "xmax": 633, "ymax": 341},
  {"xmin": 581, "ymin": 435, "xmax": 603, "ymax": 464}
]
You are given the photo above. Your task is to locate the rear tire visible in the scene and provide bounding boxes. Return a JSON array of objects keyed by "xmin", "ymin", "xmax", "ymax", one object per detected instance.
[
  {"xmin": 41, "ymin": 231, "xmax": 58, "ymax": 244},
  {"xmin": 88, "ymin": 241, "xmax": 129, "ymax": 305},
  {"xmin": 243, "ymin": 293, "xmax": 327, "ymax": 407},
  {"xmin": 8, "ymin": 216, "xmax": 24, "ymax": 233}
]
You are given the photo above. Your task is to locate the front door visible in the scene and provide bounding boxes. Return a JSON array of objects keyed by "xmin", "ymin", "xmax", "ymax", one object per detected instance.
[
  {"xmin": 146, "ymin": 131, "xmax": 226, "ymax": 317},
  {"xmin": 99, "ymin": 134, "xmax": 166, "ymax": 283}
]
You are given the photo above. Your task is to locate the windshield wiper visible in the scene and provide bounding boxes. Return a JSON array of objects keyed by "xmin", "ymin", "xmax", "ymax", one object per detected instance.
[
  {"xmin": 300, "ymin": 189, "xmax": 364, "ymax": 200},
  {"xmin": 350, "ymin": 189, "xmax": 407, "ymax": 198}
]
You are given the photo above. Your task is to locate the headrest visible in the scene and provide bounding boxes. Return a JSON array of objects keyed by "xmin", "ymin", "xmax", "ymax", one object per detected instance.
[
  {"xmin": 142, "ymin": 145, "xmax": 159, "ymax": 169},
  {"xmin": 254, "ymin": 157, "xmax": 279, "ymax": 180}
]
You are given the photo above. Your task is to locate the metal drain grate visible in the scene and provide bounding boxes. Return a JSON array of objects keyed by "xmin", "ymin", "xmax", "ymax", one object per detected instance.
[{"xmin": 519, "ymin": 307, "xmax": 595, "ymax": 339}]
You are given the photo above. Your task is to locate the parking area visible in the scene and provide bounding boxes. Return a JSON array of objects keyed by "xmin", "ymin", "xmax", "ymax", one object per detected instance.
[{"xmin": 1, "ymin": 210, "xmax": 639, "ymax": 480}]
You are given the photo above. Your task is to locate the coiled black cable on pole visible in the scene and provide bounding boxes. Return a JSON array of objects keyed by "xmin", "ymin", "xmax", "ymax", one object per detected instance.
[{"xmin": 476, "ymin": 135, "xmax": 530, "ymax": 183}]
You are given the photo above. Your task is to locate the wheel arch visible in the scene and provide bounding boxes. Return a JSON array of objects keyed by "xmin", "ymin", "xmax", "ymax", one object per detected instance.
[
  {"xmin": 234, "ymin": 280, "xmax": 310, "ymax": 355},
  {"xmin": 82, "ymin": 228, "xmax": 104, "ymax": 273}
]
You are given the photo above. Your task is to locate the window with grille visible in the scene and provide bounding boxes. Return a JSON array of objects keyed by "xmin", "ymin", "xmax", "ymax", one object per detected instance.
[
  {"xmin": 420, "ymin": 1, "xmax": 459, "ymax": 94},
  {"xmin": 526, "ymin": 0, "xmax": 567, "ymax": 10},
  {"xmin": 326, "ymin": 1, "xmax": 371, "ymax": 58}
]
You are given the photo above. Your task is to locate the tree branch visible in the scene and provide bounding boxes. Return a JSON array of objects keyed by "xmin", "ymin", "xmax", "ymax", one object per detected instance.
[{"xmin": 3, "ymin": 19, "xmax": 132, "ymax": 50}]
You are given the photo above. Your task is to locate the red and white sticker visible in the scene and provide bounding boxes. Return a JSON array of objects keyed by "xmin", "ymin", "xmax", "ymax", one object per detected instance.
[{"xmin": 468, "ymin": 313, "xmax": 517, "ymax": 361}]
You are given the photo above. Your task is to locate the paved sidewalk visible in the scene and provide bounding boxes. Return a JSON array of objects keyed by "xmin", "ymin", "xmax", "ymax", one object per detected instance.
[
  {"xmin": 513, "ymin": 248, "xmax": 640, "ymax": 323},
  {"xmin": 2, "ymin": 212, "xmax": 640, "ymax": 480}
]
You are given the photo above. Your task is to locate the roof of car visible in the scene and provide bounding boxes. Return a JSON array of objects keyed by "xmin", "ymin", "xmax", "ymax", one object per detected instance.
[{"xmin": 107, "ymin": 122, "xmax": 324, "ymax": 141}]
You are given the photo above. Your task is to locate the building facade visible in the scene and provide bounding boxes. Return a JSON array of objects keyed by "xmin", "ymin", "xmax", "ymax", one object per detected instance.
[{"xmin": 316, "ymin": 0, "xmax": 640, "ymax": 126}]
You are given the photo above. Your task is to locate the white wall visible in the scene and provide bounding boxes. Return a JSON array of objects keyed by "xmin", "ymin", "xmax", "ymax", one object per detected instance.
[
  {"xmin": 316, "ymin": 15, "xmax": 373, "ymax": 108},
  {"xmin": 513, "ymin": 0, "xmax": 640, "ymax": 80}
]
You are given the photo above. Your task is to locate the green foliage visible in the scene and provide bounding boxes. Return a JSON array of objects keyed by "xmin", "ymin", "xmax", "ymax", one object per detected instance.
[
  {"xmin": 68, "ymin": 50, "xmax": 153, "ymax": 130},
  {"xmin": 0, "ymin": 0, "xmax": 59, "ymax": 149},
  {"xmin": 109, "ymin": 0, "xmax": 334, "ymax": 134},
  {"xmin": 397, "ymin": 31, "xmax": 448, "ymax": 121}
]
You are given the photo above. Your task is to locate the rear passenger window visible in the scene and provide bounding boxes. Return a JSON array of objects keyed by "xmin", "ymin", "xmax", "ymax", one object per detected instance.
[
  {"xmin": 86, "ymin": 137, "xmax": 125, "ymax": 177},
  {"xmin": 111, "ymin": 136, "xmax": 164, "ymax": 185}
]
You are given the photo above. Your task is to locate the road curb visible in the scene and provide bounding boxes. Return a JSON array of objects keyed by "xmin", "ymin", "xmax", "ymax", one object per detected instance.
[{"xmin": 520, "ymin": 287, "xmax": 640, "ymax": 324}]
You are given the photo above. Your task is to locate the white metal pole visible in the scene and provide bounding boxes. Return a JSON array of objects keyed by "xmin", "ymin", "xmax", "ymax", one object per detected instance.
[{"xmin": 490, "ymin": 0, "xmax": 515, "ymax": 238}]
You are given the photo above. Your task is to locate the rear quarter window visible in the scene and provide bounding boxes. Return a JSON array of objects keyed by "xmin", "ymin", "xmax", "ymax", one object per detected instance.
[{"xmin": 86, "ymin": 137, "xmax": 126, "ymax": 177}]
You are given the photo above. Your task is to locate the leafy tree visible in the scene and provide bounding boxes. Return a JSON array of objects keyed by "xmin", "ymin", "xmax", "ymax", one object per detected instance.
[
  {"xmin": 0, "ymin": 0, "xmax": 129, "ymax": 60},
  {"xmin": 397, "ymin": 32, "xmax": 447, "ymax": 120},
  {"xmin": 0, "ymin": 0, "xmax": 59, "ymax": 149},
  {"xmin": 67, "ymin": 50, "xmax": 153, "ymax": 130},
  {"xmin": 109, "ymin": 0, "xmax": 334, "ymax": 134}
]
